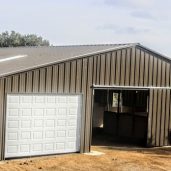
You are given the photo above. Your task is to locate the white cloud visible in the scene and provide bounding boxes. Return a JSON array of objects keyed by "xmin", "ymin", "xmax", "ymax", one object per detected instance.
[
  {"xmin": 97, "ymin": 24, "xmax": 150, "ymax": 34},
  {"xmin": 104, "ymin": 0, "xmax": 156, "ymax": 8},
  {"xmin": 130, "ymin": 11, "xmax": 155, "ymax": 20}
]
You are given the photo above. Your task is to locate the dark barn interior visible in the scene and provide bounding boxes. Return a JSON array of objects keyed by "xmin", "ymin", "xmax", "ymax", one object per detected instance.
[{"xmin": 92, "ymin": 89, "xmax": 149, "ymax": 147}]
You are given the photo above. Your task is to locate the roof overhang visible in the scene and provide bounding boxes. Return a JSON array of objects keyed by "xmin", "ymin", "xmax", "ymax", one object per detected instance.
[{"xmin": 92, "ymin": 85, "xmax": 171, "ymax": 90}]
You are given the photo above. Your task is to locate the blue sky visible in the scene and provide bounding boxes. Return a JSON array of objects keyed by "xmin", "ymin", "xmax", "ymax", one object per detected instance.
[{"xmin": 0, "ymin": 0, "xmax": 171, "ymax": 56}]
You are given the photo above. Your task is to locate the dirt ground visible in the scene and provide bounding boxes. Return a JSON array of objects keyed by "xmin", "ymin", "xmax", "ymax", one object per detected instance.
[{"xmin": 0, "ymin": 145, "xmax": 171, "ymax": 171}]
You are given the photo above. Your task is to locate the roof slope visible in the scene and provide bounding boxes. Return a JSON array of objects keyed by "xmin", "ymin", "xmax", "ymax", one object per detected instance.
[
  {"xmin": 0, "ymin": 43, "xmax": 169, "ymax": 77},
  {"xmin": 0, "ymin": 44, "xmax": 134, "ymax": 77}
]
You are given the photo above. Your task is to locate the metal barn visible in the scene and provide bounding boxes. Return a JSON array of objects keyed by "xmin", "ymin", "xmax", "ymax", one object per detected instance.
[{"xmin": 0, "ymin": 43, "xmax": 170, "ymax": 160}]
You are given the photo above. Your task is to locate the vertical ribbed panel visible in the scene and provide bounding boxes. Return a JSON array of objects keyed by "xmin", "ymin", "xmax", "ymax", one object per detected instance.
[
  {"xmin": 120, "ymin": 49, "xmax": 126, "ymax": 86},
  {"xmin": 76, "ymin": 59, "xmax": 82, "ymax": 93},
  {"xmin": 152, "ymin": 57, "xmax": 158, "ymax": 86},
  {"xmin": 46, "ymin": 66, "xmax": 52, "ymax": 93},
  {"xmin": 84, "ymin": 57, "xmax": 93, "ymax": 152},
  {"xmin": 157, "ymin": 60, "xmax": 162, "ymax": 87},
  {"xmin": 0, "ymin": 79, "xmax": 5, "ymax": 160},
  {"xmin": 129, "ymin": 47, "xmax": 135, "ymax": 86},
  {"xmin": 148, "ymin": 55, "xmax": 153, "ymax": 86},
  {"xmin": 135, "ymin": 49, "xmax": 140, "ymax": 86},
  {"xmin": 19, "ymin": 73, "xmax": 26, "ymax": 92},
  {"xmin": 160, "ymin": 89, "xmax": 166, "ymax": 146},
  {"xmin": 143, "ymin": 52, "xmax": 149, "ymax": 86},
  {"xmin": 115, "ymin": 50, "xmax": 121, "ymax": 85},
  {"xmin": 139, "ymin": 50, "xmax": 145, "ymax": 86},
  {"xmin": 81, "ymin": 58, "xmax": 88, "ymax": 152},
  {"xmin": 12, "ymin": 75, "xmax": 19, "ymax": 92},
  {"xmin": 151, "ymin": 90, "xmax": 157, "ymax": 146},
  {"xmin": 104, "ymin": 53, "xmax": 111, "ymax": 85},
  {"xmin": 110, "ymin": 51, "xmax": 116, "ymax": 85},
  {"xmin": 58, "ymin": 63, "xmax": 64, "ymax": 93},
  {"xmin": 70, "ymin": 61, "xmax": 76, "ymax": 93},
  {"xmin": 6, "ymin": 77, "xmax": 12, "ymax": 93},
  {"xmin": 96, "ymin": 55, "xmax": 100, "ymax": 85},
  {"xmin": 32, "ymin": 70, "xmax": 39, "ymax": 93},
  {"xmin": 39, "ymin": 68, "xmax": 46, "ymax": 93},
  {"xmin": 64, "ymin": 62, "xmax": 70, "ymax": 93},
  {"xmin": 92, "ymin": 56, "xmax": 97, "ymax": 85},
  {"xmin": 156, "ymin": 89, "xmax": 162, "ymax": 146},
  {"xmin": 51, "ymin": 65, "xmax": 58, "ymax": 93},
  {"xmin": 147, "ymin": 89, "xmax": 153, "ymax": 146},
  {"xmin": 26, "ymin": 71, "xmax": 33, "ymax": 92},
  {"xmin": 165, "ymin": 89, "xmax": 170, "ymax": 145},
  {"xmin": 99, "ymin": 54, "xmax": 105, "ymax": 85}
]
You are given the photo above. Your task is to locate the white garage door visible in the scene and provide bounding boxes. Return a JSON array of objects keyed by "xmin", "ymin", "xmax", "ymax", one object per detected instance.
[{"xmin": 5, "ymin": 94, "xmax": 82, "ymax": 158}]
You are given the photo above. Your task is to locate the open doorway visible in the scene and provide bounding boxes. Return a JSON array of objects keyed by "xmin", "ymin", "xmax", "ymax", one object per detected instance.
[{"xmin": 91, "ymin": 89, "xmax": 149, "ymax": 147}]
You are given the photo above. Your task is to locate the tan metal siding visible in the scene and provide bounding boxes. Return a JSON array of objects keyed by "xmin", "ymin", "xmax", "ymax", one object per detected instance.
[
  {"xmin": 164, "ymin": 63, "xmax": 171, "ymax": 145},
  {"xmin": 64, "ymin": 62, "xmax": 70, "ymax": 93},
  {"xmin": 165, "ymin": 90, "xmax": 170, "ymax": 145},
  {"xmin": 168, "ymin": 64, "xmax": 171, "ymax": 145},
  {"xmin": 143, "ymin": 52, "xmax": 149, "ymax": 86},
  {"xmin": 115, "ymin": 50, "xmax": 121, "ymax": 85},
  {"xmin": 84, "ymin": 57, "xmax": 93, "ymax": 152},
  {"xmin": 76, "ymin": 59, "xmax": 82, "ymax": 93},
  {"xmin": 58, "ymin": 63, "xmax": 65, "ymax": 93},
  {"xmin": 81, "ymin": 58, "xmax": 88, "ymax": 152},
  {"xmin": 159, "ymin": 62, "xmax": 167, "ymax": 146},
  {"xmin": 151, "ymin": 90, "xmax": 158, "ymax": 146},
  {"xmin": 46, "ymin": 66, "xmax": 52, "ymax": 93},
  {"xmin": 120, "ymin": 49, "xmax": 126, "ymax": 86},
  {"xmin": 39, "ymin": 68, "xmax": 46, "ymax": 93},
  {"xmin": 152, "ymin": 57, "xmax": 158, "ymax": 86},
  {"xmin": 0, "ymin": 79, "xmax": 5, "ymax": 159},
  {"xmin": 6, "ymin": 77, "xmax": 12, "ymax": 93},
  {"xmin": 148, "ymin": 55, "xmax": 154, "ymax": 86},
  {"xmin": 19, "ymin": 73, "xmax": 26, "ymax": 92},
  {"xmin": 110, "ymin": 51, "xmax": 116, "ymax": 85},
  {"xmin": 12, "ymin": 75, "xmax": 19, "ymax": 92},
  {"xmin": 92, "ymin": 56, "xmax": 97, "ymax": 85},
  {"xmin": 95, "ymin": 55, "xmax": 100, "ymax": 85},
  {"xmin": 99, "ymin": 54, "xmax": 105, "ymax": 85},
  {"xmin": 156, "ymin": 90, "xmax": 162, "ymax": 146},
  {"xmin": 70, "ymin": 61, "xmax": 76, "ymax": 93},
  {"xmin": 51, "ymin": 65, "xmax": 58, "ymax": 93},
  {"xmin": 104, "ymin": 53, "xmax": 111, "ymax": 85},
  {"xmin": 139, "ymin": 50, "xmax": 145, "ymax": 86},
  {"xmin": 147, "ymin": 89, "xmax": 153, "ymax": 145},
  {"xmin": 157, "ymin": 60, "xmax": 162, "ymax": 87},
  {"xmin": 134, "ymin": 49, "xmax": 140, "ymax": 86},
  {"xmin": 32, "ymin": 70, "xmax": 40, "ymax": 93},
  {"xmin": 160, "ymin": 89, "xmax": 166, "ymax": 146},
  {"xmin": 129, "ymin": 47, "xmax": 135, "ymax": 86},
  {"xmin": 26, "ymin": 71, "xmax": 33, "ymax": 92}
]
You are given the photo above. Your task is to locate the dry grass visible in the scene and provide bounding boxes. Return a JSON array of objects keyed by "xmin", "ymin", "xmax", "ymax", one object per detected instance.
[{"xmin": 0, "ymin": 146, "xmax": 171, "ymax": 171}]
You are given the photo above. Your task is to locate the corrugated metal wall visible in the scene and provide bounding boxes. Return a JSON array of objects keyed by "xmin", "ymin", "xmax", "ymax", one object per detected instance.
[{"xmin": 0, "ymin": 46, "xmax": 170, "ymax": 159}]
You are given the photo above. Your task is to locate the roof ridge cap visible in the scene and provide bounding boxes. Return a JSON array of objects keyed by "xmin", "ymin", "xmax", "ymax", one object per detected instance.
[{"xmin": 0, "ymin": 43, "xmax": 139, "ymax": 49}]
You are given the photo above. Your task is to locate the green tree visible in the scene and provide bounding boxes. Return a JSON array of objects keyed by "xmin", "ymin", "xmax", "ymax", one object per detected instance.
[{"xmin": 0, "ymin": 31, "xmax": 50, "ymax": 47}]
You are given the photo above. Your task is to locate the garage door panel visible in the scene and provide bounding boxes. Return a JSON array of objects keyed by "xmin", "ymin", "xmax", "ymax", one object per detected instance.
[
  {"xmin": 8, "ymin": 108, "xmax": 19, "ymax": 116},
  {"xmin": 5, "ymin": 94, "xmax": 82, "ymax": 158},
  {"xmin": 8, "ymin": 96, "xmax": 20, "ymax": 103}
]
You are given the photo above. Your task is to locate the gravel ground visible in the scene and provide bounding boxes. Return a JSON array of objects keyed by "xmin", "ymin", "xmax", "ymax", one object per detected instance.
[{"xmin": 0, "ymin": 146, "xmax": 171, "ymax": 171}]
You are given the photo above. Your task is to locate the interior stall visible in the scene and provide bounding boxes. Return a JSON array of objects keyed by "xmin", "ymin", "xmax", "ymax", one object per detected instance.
[{"xmin": 92, "ymin": 89, "xmax": 149, "ymax": 146}]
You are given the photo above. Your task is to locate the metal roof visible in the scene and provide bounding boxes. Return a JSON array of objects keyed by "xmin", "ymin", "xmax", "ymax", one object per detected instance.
[
  {"xmin": 0, "ymin": 43, "xmax": 169, "ymax": 78},
  {"xmin": 0, "ymin": 43, "xmax": 135, "ymax": 77}
]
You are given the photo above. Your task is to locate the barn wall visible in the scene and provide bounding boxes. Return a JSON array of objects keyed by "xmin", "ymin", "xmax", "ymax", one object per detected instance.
[{"xmin": 0, "ymin": 46, "xmax": 170, "ymax": 159}]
